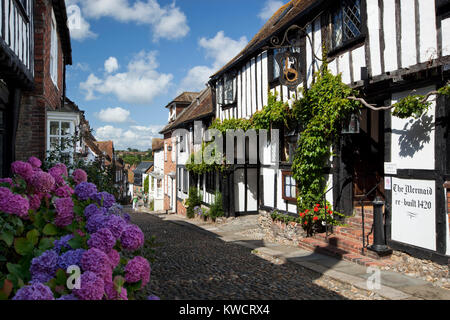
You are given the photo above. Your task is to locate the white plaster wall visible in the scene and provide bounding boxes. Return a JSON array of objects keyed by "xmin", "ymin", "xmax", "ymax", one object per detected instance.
[
  {"xmin": 383, "ymin": 0, "xmax": 398, "ymax": 72},
  {"xmin": 247, "ymin": 169, "xmax": 258, "ymax": 212},
  {"xmin": 442, "ymin": 17, "xmax": 450, "ymax": 57},
  {"xmin": 400, "ymin": 0, "xmax": 417, "ymax": 68},
  {"xmin": 351, "ymin": 45, "xmax": 366, "ymax": 82},
  {"xmin": 154, "ymin": 149, "xmax": 164, "ymax": 175},
  {"xmin": 390, "ymin": 85, "xmax": 436, "ymax": 170},
  {"xmin": 367, "ymin": 0, "xmax": 382, "ymax": 76},
  {"xmin": 417, "ymin": 0, "xmax": 437, "ymax": 62},
  {"xmin": 262, "ymin": 168, "xmax": 275, "ymax": 208}
]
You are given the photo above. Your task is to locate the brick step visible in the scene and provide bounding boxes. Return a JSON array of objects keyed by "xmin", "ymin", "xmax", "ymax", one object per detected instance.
[
  {"xmin": 297, "ymin": 237, "xmax": 393, "ymax": 267},
  {"xmin": 345, "ymin": 215, "xmax": 374, "ymax": 225},
  {"xmin": 334, "ymin": 226, "xmax": 374, "ymax": 243},
  {"xmin": 311, "ymin": 232, "xmax": 389, "ymax": 261},
  {"xmin": 341, "ymin": 219, "xmax": 374, "ymax": 231}
]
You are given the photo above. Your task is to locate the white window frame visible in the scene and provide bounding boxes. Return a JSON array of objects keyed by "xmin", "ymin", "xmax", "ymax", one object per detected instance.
[
  {"xmin": 50, "ymin": 9, "xmax": 59, "ymax": 87},
  {"xmin": 46, "ymin": 112, "xmax": 80, "ymax": 164}
]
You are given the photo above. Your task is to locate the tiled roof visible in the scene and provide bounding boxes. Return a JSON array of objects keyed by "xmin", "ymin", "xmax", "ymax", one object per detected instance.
[
  {"xmin": 133, "ymin": 162, "xmax": 154, "ymax": 174},
  {"xmin": 95, "ymin": 141, "xmax": 114, "ymax": 162},
  {"xmin": 160, "ymin": 87, "xmax": 214, "ymax": 133},
  {"xmin": 211, "ymin": 0, "xmax": 318, "ymax": 79},
  {"xmin": 164, "ymin": 91, "xmax": 199, "ymax": 109}
]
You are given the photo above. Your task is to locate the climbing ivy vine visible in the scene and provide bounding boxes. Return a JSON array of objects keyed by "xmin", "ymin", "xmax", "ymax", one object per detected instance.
[{"xmin": 291, "ymin": 65, "xmax": 359, "ymax": 211}]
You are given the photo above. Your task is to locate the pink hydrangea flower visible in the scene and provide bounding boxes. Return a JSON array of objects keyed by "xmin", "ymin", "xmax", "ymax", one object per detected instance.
[
  {"xmin": 107, "ymin": 249, "xmax": 120, "ymax": 269},
  {"xmin": 54, "ymin": 185, "xmax": 74, "ymax": 198},
  {"xmin": 48, "ymin": 166, "xmax": 66, "ymax": 186},
  {"xmin": 28, "ymin": 157, "xmax": 42, "ymax": 169},
  {"xmin": 120, "ymin": 224, "xmax": 144, "ymax": 251},
  {"xmin": 3, "ymin": 193, "xmax": 30, "ymax": 219},
  {"xmin": 87, "ymin": 228, "xmax": 116, "ymax": 254},
  {"xmin": 28, "ymin": 194, "xmax": 42, "ymax": 211},
  {"xmin": 124, "ymin": 257, "xmax": 150, "ymax": 288},
  {"xmin": 73, "ymin": 272, "xmax": 105, "ymax": 300},
  {"xmin": 0, "ymin": 178, "xmax": 13, "ymax": 187},
  {"xmin": 54, "ymin": 197, "xmax": 74, "ymax": 227},
  {"xmin": 11, "ymin": 161, "xmax": 34, "ymax": 181},
  {"xmin": 72, "ymin": 169, "xmax": 88, "ymax": 185},
  {"xmin": 30, "ymin": 171, "xmax": 55, "ymax": 194},
  {"xmin": 81, "ymin": 248, "xmax": 112, "ymax": 282},
  {"xmin": 0, "ymin": 187, "xmax": 13, "ymax": 212},
  {"xmin": 104, "ymin": 282, "xmax": 128, "ymax": 300},
  {"xmin": 54, "ymin": 163, "xmax": 68, "ymax": 177}
]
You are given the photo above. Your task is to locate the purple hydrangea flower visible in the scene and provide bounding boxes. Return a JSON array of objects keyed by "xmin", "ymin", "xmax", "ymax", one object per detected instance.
[
  {"xmin": 148, "ymin": 295, "xmax": 160, "ymax": 300},
  {"xmin": 54, "ymin": 197, "xmax": 74, "ymax": 228},
  {"xmin": 12, "ymin": 283, "xmax": 54, "ymax": 300},
  {"xmin": 108, "ymin": 203, "xmax": 123, "ymax": 216},
  {"xmin": 81, "ymin": 248, "xmax": 112, "ymax": 282},
  {"xmin": 120, "ymin": 224, "xmax": 144, "ymax": 251},
  {"xmin": 53, "ymin": 235, "xmax": 74, "ymax": 254},
  {"xmin": 2, "ymin": 193, "xmax": 30, "ymax": 219},
  {"xmin": 107, "ymin": 249, "xmax": 120, "ymax": 269},
  {"xmin": 73, "ymin": 272, "xmax": 105, "ymax": 301},
  {"xmin": 31, "ymin": 171, "xmax": 55, "ymax": 194},
  {"xmin": 75, "ymin": 182, "xmax": 98, "ymax": 201},
  {"xmin": 30, "ymin": 250, "xmax": 59, "ymax": 283},
  {"xmin": 72, "ymin": 169, "xmax": 87, "ymax": 185},
  {"xmin": 84, "ymin": 204, "xmax": 107, "ymax": 220},
  {"xmin": 87, "ymin": 228, "xmax": 116, "ymax": 254},
  {"xmin": 54, "ymin": 185, "xmax": 74, "ymax": 198},
  {"xmin": 104, "ymin": 282, "xmax": 128, "ymax": 300},
  {"xmin": 91, "ymin": 192, "xmax": 116, "ymax": 209},
  {"xmin": 123, "ymin": 213, "xmax": 131, "ymax": 223},
  {"xmin": 104, "ymin": 214, "xmax": 127, "ymax": 239},
  {"xmin": 28, "ymin": 157, "xmax": 42, "ymax": 169},
  {"xmin": 124, "ymin": 256, "xmax": 150, "ymax": 287},
  {"xmin": 58, "ymin": 249, "xmax": 86, "ymax": 271},
  {"xmin": 86, "ymin": 213, "xmax": 108, "ymax": 234},
  {"xmin": 57, "ymin": 294, "xmax": 78, "ymax": 300},
  {"xmin": 11, "ymin": 161, "xmax": 34, "ymax": 181}
]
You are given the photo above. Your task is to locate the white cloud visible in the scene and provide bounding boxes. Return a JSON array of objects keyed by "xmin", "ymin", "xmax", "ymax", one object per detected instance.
[
  {"xmin": 96, "ymin": 107, "xmax": 132, "ymax": 123},
  {"xmin": 69, "ymin": 0, "xmax": 189, "ymax": 41},
  {"xmin": 178, "ymin": 31, "xmax": 248, "ymax": 92},
  {"xmin": 258, "ymin": 0, "xmax": 284, "ymax": 21},
  {"xmin": 95, "ymin": 124, "xmax": 163, "ymax": 150},
  {"xmin": 104, "ymin": 57, "xmax": 119, "ymax": 73},
  {"xmin": 80, "ymin": 51, "xmax": 173, "ymax": 104},
  {"xmin": 66, "ymin": 3, "xmax": 97, "ymax": 41}
]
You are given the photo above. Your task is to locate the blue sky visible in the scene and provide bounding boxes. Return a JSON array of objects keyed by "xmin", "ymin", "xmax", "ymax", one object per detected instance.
[{"xmin": 65, "ymin": 0, "xmax": 286, "ymax": 150}]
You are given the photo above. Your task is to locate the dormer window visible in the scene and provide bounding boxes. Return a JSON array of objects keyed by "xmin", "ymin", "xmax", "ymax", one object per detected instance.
[{"xmin": 331, "ymin": 0, "xmax": 362, "ymax": 50}]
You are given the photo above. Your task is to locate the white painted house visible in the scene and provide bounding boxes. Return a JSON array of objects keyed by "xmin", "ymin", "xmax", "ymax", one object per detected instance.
[{"xmin": 151, "ymin": 139, "xmax": 165, "ymax": 211}]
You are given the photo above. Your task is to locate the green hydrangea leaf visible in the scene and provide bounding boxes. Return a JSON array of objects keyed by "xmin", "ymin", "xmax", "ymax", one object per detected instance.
[
  {"xmin": 14, "ymin": 238, "xmax": 34, "ymax": 256},
  {"xmin": 43, "ymin": 223, "xmax": 58, "ymax": 236}
]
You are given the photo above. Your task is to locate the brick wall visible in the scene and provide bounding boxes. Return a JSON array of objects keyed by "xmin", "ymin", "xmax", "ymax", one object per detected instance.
[
  {"xmin": 163, "ymin": 132, "xmax": 176, "ymax": 212},
  {"xmin": 15, "ymin": 0, "xmax": 65, "ymax": 161}
]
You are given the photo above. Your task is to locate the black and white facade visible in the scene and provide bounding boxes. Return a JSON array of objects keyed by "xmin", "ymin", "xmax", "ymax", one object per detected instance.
[
  {"xmin": 210, "ymin": 0, "xmax": 450, "ymax": 262},
  {"xmin": 0, "ymin": 0, "xmax": 34, "ymax": 176}
]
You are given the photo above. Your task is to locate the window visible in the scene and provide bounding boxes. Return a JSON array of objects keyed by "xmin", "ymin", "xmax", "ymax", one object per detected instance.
[
  {"xmin": 178, "ymin": 168, "xmax": 182, "ymax": 191},
  {"xmin": 50, "ymin": 9, "xmax": 58, "ymax": 86},
  {"xmin": 180, "ymin": 136, "xmax": 185, "ymax": 153},
  {"xmin": 47, "ymin": 119, "xmax": 74, "ymax": 163},
  {"xmin": 183, "ymin": 169, "xmax": 188, "ymax": 194},
  {"xmin": 205, "ymin": 172, "xmax": 216, "ymax": 192},
  {"xmin": 331, "ymin": 0, "xmax": 362, "ymax": 50},
  {"xmin": 282, "ymin": 171, "xmax": 297, "ymax": 203},
  {"xmin": 216, "ymin": 73, "xmax": 236, "ymax": 107}
]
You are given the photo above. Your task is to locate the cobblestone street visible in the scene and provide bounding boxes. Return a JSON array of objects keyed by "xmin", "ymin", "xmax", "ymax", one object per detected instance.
[{"xmin": 131, "ymin": 211, "xmax": 384, "ymax": 300}]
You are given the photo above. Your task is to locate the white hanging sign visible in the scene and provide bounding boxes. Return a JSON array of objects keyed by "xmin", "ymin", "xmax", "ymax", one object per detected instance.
[{"xmin": 384, "ymin": 162, "xmax": 398, "ymax": 175}]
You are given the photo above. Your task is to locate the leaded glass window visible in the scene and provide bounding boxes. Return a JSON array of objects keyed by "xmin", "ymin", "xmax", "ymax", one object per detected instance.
[
  {"xmin": 224, "ymin": 73, "xmax": 236, "ymax": 105},
  {"xmin": 216, "ymin": 79, "xmax": 224, "ymax": 107},
  {"xmin": 332, "ymin": 0, "xmax": 362, "ymax": 49},
  {"xmin": 282, "ymin": 172, "xmax": 297, "ymax": 202}
]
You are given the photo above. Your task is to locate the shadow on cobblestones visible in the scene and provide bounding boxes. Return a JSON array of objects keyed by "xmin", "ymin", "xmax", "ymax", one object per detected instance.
[{"xmin": 131, "ymin": 212, "xmax": 354, "ymax": 300}]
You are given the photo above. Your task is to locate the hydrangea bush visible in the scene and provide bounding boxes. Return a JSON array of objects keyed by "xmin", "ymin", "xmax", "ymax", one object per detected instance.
[{"xmin": 0, "ymin": 158, "xmax": 154, "ymax": 300}]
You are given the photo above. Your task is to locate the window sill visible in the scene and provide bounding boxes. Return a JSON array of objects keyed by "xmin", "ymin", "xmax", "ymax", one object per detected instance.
[
  {"xmin": 282, "ymin": 197, "xmax": 297, "ymax": 204},
  {"xmin": 327, "ymin": 35, "xmax": 366, "ymax": 59}
]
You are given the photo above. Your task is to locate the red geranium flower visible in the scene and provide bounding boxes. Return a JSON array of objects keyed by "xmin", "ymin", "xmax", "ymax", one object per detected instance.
[
  {"xmin": 314, "ymin": 207, "xmax": 319, "ymax": 212},
  {"xmin": 313, "ymin": 216, "xmax": 319, "ymax": 221}
]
